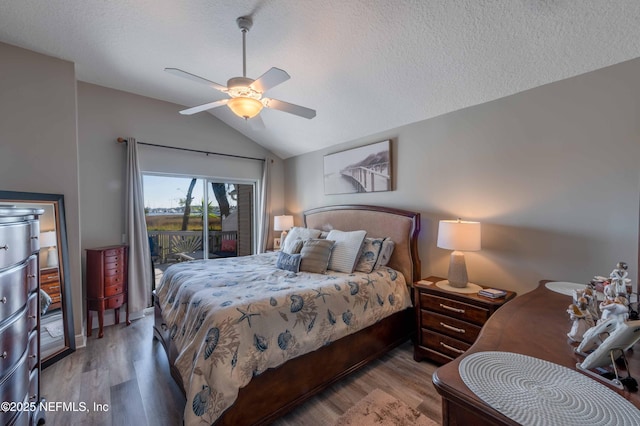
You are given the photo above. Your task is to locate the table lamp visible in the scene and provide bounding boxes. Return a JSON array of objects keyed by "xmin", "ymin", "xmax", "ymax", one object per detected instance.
[
  {"xmin": 437, "ymin": 219, "xmax": 481, "ymax": 290},
  {"xmin": 39, "ymin": 230, "xmax": 58, "ymax": 267},
  {"xmin": 274, "ymin": 215, "xmax": 294, "ymax": 242}
]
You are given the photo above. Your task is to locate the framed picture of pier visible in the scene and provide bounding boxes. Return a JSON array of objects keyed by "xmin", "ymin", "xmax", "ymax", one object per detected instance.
[{"xmin": 323, "ymin": 140, "xmax": 392, "ymax": 195}]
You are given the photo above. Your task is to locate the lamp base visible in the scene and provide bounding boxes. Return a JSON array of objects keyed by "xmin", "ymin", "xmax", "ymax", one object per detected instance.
[
  {"xmin": 447, "ymin": 250, "xmax": 469, "ymax": 288},
  {"xmin": 47, "ymin": 246, "xmax": 58, "ymax": 268}
]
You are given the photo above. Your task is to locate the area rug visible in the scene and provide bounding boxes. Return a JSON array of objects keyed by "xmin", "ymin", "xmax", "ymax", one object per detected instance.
[{"xmin": 334, "ymin": 388, "xmax": 439, "ymax": 426}]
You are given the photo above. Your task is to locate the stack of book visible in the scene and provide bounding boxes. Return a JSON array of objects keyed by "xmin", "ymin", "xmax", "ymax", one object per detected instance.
[{"xmin": 478, "ymin": 288, "xmax": 507, "ymax": 299}]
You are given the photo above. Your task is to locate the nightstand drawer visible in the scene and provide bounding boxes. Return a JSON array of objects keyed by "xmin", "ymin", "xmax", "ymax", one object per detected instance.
[
  {"xmin": 421, "ymin": 293, "xmax": 489, "ymax": 325},
  {"xmin": 421, "ymin": 310, "xmax": 482, "ymax": 344},
  {"xmin": 40, "ymin": 271, "xmax": 59, "ymax": 284},
  {"xmin": 421, "ymin": 329, "xmax": 470, "ymax": 358}
]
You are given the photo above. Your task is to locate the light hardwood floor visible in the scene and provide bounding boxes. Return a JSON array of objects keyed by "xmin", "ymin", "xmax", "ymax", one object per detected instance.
[{"xmin": 41, "ymin": 315, "xmax": 442, "ymax": 425}]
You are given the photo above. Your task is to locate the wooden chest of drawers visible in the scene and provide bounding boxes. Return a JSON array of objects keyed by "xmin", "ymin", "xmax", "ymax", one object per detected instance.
[
  {"xmin": 413, "ymin": 276, "xmax": 515, "ymax": 364},
  {"xmin": 86, "ymin": 245, "xmax": 130, "ymax": 338},
  {"xmin": 0, "ymin": 207, "xmax": 45, "ymax": 426},
  {"xmin": 40, "ymin": 266, "xmax": 61, "ymax": 311}
]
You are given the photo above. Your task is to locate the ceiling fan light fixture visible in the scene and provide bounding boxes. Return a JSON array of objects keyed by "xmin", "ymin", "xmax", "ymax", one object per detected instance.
[{"xmin": 228, "ymin": 97, "xmax": 263, "ymax": 119}]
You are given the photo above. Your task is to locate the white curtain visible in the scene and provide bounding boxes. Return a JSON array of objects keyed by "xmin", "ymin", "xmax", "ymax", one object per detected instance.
[
  {"xmin": 256, "ymin": 157, "xmax": 272, "ymax": 253},
  {"xmin": 125, "ymin": 137, "xmax": 152, "ymax": 312}
]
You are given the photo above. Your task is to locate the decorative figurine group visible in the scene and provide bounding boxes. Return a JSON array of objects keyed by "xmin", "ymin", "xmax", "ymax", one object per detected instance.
[{"xmin": 567, "ymin": 261, "xmax": 632, "ymax": 343}]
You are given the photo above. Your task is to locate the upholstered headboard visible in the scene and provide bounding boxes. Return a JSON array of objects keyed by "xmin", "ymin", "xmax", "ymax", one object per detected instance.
[{"xmin": 303, "ymin": 205, "xmax": 421, "ymax": 284}]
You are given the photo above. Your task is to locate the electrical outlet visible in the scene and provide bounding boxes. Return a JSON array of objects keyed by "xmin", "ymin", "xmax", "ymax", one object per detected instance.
[{"xmin": 122, "ymin": 234, "xmax": 126, "ymax": 243}]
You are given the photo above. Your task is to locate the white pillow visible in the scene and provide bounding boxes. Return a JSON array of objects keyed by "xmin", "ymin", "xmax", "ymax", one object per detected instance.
[
  {"xmin": 282, "ymin": 227, "xmax": 321, "ymax": 253},
  {"xmin": 326, "ymin": 229, "xmax": 367, "ymax": 273}
]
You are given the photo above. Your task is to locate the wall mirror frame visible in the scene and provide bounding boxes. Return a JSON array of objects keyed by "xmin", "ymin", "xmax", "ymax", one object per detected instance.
[{"xmin": 0, "ymin": 190, "xmax": 75, "ymax": 367}]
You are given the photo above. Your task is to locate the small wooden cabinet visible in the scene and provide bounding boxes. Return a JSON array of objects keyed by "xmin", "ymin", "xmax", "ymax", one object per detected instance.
[
  {"xmin": 413, "ymin": 276, "xmax": 516, "ymax": 364},
  {"xmin": 40, "ymin": 266, "xmax": 61, "ymax": 311},
  {"xmin": 86, "ymin": 245, "xmax": 130, "ymax": 338}
]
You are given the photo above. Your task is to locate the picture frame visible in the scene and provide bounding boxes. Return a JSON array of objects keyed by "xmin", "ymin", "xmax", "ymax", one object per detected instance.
[
  {"xmin": 274, "ymin": 237, "xmax": 281, "ymax": 250},
  {"xmin": 323, "ymin": 140, "xmax": 391, "ymax": 195}
]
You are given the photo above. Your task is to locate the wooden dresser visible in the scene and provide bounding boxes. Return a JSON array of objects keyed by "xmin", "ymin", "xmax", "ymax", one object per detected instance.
[
  {"xmin": 86, "ymin": 244, "xmax": 130, "ymax": 339},
  {"xmin": 413, "ymin": 276, "xmax": 515, "ymax": 364},
  {"xmin": 39, "ymin": 266, "xmax": 61, "ymax": 311},
  {"xmin": 0, "ymin": 207, "xmax": 45, "ymax": 426}
]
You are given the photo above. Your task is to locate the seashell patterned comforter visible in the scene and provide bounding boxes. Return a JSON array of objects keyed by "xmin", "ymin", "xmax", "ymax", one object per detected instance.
[{"xmin": 155, "ymin": 251, "xmax": 412, "ymax": 425}]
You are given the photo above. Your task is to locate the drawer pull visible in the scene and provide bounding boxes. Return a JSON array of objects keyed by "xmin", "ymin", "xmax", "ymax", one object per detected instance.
[
  {"xmin": 28, "ymin": 315, "xmax": 36, "ymax": 319},
  {"xmin": 0, "ymin": 296, "xmax": 6, "ymax": 304},
  {"xmin": 161, "ymin": 323, "xmax": 168, "ymax": 331},
  {"xmin": 46, "ymin": 275, "xmax": 57, "ymax": 280},
  {"xmin": 0, "ymin": 351, "xmax": 7, "ymax": 359},
  {"xmin": 440, "ymin": 322, "xmax": 465, "ymax": 334},
  {"xmin": 30, "ymin": 354, "xmax": 37, "ymax": 359},
  {"xmin": 440, "ymin": 342, "xmax": 465, "ymax": 354},
  {"xmin": 28, "ymin": 274, "xmax": 36, "ymax": 278},
  {"xmin": 0, "ymin": 244, "xmax": 7, "ymax": 250},
  {"xmin": 30, "ymin": 395, "xmax": 37, "ymax": 401},
  {"xmin": 31, "ymin": 235, "xmax": 38, "ymax": 240},
  {"xmin": 439, "ymin": 303, "xmax": 465, "ymax": 314}
]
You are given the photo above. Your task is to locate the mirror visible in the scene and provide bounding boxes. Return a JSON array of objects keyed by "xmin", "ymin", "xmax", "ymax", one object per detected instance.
[{"xmin": 0, "ymin": 190, "xmax": 75, "ymax": 367}]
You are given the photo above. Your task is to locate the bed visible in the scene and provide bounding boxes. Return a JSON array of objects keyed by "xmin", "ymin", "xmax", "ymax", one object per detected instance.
[{"xmin": 153, "ymin": 204, "xmax": 421, "ymax": 425}]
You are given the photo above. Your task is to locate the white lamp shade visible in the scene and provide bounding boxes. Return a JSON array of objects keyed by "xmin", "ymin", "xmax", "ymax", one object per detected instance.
[
  {"xmin": 39, "ymin": 231, "xmax": 57, "ymax": 248},
  {"xmin": 437, "ymin": 220, "xmax": 481, "ymax": 251},
  {"xmin": 274, "ymin": 215, "xmax": 294, "ymax": 231}
]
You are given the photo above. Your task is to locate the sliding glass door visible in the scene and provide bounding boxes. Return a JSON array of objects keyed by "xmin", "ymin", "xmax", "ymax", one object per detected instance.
[{"xmin": 143, "ymin": 174, "xmax": 255, "ymax": 270}]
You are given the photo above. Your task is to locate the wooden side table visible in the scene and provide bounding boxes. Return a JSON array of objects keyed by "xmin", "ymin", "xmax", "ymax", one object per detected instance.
[
  {"xmin": 86, "ymin": 245, "xmax": 130, "ymax": 338},
  {"xmin": 413, "ymin": 276, "xmax": 516, "ymax": 364}
]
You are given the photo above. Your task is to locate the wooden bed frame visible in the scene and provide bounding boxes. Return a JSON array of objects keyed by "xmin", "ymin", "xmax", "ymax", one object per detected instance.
[{"xmin": 153, "ymin": 204, "xmax": 421, "ymax": 425}]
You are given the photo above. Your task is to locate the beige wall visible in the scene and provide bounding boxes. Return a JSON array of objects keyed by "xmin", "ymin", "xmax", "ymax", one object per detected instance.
[
  {"xmin": 285, "ymin": 58, "xmax": 640, "ymax": 295},
  {"xmin": 0, "ymin": 40, "xmax": 285, "ymax": 343},
  {"xmin": 0, "ymin": 42, "xmax": 83, "ymax": 337}
]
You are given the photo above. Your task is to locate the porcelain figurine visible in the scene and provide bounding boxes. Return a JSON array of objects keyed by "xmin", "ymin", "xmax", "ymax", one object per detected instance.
[
  {"xmin": 607, "ymin": 262, "xmax": 631, "ymax": 299},
  {"xmin": 567, "ymin": 297, "xmax": 596, "ymax": 342},
  {"xmin": 599, "ymin": 296, "xmax": 629, "ymax": 324}
]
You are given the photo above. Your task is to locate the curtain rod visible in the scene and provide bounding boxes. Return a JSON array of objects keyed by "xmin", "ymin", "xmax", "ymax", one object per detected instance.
[{"xmin": 116, "ymin": 137, "xmax": 265, "ymax": 162}]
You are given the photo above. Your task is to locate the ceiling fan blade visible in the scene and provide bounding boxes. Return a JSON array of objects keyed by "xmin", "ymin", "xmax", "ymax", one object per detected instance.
[
  {"xmin": 263, "ymin": 98, "xmax": 316, "ymax": 119},
  {"xmin": 250, "ymin": 68, "xmax": 290, "ymax": 93},
  {"xmin": 165, "ymin": 68, "xmax": 227, "ymax": 92},
  {"xmin": 248, "ymin": 114, "xmax": 266, "ymax": 130},
  {"xmin": 179, "ymin": 99, "xmax": 229, "ymax": 115}
]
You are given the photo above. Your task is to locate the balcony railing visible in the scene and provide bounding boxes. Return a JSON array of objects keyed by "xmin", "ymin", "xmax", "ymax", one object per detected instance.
[{"xmin": 148, "ymin": 230, "xmax": 237, "ymax": 264}]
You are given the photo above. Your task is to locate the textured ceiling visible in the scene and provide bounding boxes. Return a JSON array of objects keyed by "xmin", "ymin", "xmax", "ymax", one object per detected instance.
[{"xmin": 1, "ymin": 1, "xmax": 639, "ymax": 158}]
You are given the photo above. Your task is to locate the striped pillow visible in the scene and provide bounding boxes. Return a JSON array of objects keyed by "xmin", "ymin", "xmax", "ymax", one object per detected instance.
[
  {"xmin": 300, "ymin": 239, "xmax": 335, "ymax": 274},
  {"xmin": 326, "ymin": 230, "xmax": 367, "ymax": 273}
]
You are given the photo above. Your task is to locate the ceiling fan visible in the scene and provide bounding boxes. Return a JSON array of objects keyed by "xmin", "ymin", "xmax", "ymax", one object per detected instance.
[{"xmin": 165, "ymin": 16, "xmax": 316, "ymax": 129}]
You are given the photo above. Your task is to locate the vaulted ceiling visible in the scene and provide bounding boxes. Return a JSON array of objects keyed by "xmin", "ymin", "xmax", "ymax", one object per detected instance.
[{"xmin": 1, "ymin": 1, "xmax": 639, "ymax": 158}]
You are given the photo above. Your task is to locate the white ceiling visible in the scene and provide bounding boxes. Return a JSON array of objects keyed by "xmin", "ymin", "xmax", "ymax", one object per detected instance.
[{"xmin": 1, "ymin": 1, "xmax": 639, "ymax": 159}]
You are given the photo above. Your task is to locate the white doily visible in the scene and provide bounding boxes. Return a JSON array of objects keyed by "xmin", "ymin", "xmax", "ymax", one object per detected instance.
[{"xmin": 459, "ymin": 351, "xmax": 640, "ymax": 426}]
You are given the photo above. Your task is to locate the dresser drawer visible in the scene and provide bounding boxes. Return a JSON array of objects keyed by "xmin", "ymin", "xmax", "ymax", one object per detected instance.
[
  {"xmin": 28, "ymin": 368, "xmax": 39, "ymax": 405},
  {"xmin": 0, "ymin": 221, "xmax": 37, "ymax": 270},
  {"xmin": 104, "ymin": 266, "xmax": 124, "ymax": 277},
  {"xmin": 0, "ymin": 262, "xmax": 30, "ymax": 320},
  {"xmin": 105, "ymin": 274, "xmax": 125, "ymax": 287},
  {"xmin": 421, "ymin": 293, "xmax": 489, "ymax": 325},
  {"xmin": 105, "ymin": 283, "xmax": 125, "ymax": 297},
  {"xmin": 27, "ymin": 293, "xmax": 38, "ymax": 332},
  {"xmin": 421, "ymin": 310, "xmax": 482, "ymax": 344},
  {"xmin": 106, "ymin": 294, "xmax": 125, "ymax": 309},
  {"xmin": 27, "ymin": 331, "xmax": 38, "ymax": 372},
  {"xmin": 41, "ymin": 281, "xmax": 60, "ymax": 296},
  {"xmin": 421, "ymin": 329, "xmax": 471, "ymax": 359},
  {"xmin": 0, "ymin": 353, "xmax": 29, "ymax": 426},
  {"xmin": 0, "ymin": 307, "xmax": 29, "ymax": 374},
  {"xmin": 104, "ymin": 248, "xmax": 125, "ymax": 258}
]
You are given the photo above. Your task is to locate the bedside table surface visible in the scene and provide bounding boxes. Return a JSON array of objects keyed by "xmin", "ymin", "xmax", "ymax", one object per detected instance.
[{"xmin": 416, "ymin": 276, "xmax": 516, "ymax": 306}]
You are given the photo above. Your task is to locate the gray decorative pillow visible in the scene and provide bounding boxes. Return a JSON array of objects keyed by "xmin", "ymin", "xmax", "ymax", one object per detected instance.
[
  {"xmin": 374, "ymin": 238, "xmax": 395, "ymax": 270},
  {"xmin": 326, "ymin": 229, "xmax": 367, "ymax": 273},
  {"xmin": 282, "ymin": 238, "xmax": 304, "ymax": 254},
  {"xmin": 300, "ymin": 239, "xmax": 335, "ymax": 274},
  {"xmin": 276, "ymin": 251, "xmax": 301, "ymax": 273},
  {"xmin": 354, "ymin": 237, "xmax": 385, "ymax": 273},
  {"xmin": 282, "ymin": 227, "xmax": 322, "ymax": 253}
]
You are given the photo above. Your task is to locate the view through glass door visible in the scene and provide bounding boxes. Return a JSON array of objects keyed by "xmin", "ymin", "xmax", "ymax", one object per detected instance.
[{"xmin": 143, "ymin": 174, "xmax": 254, "ymax": 284}]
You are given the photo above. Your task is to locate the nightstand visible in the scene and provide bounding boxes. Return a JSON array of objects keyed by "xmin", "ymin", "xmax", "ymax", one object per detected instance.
[{"xmin": 413, "ymin": 276, "xmax": 516, "ymax": 364}]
